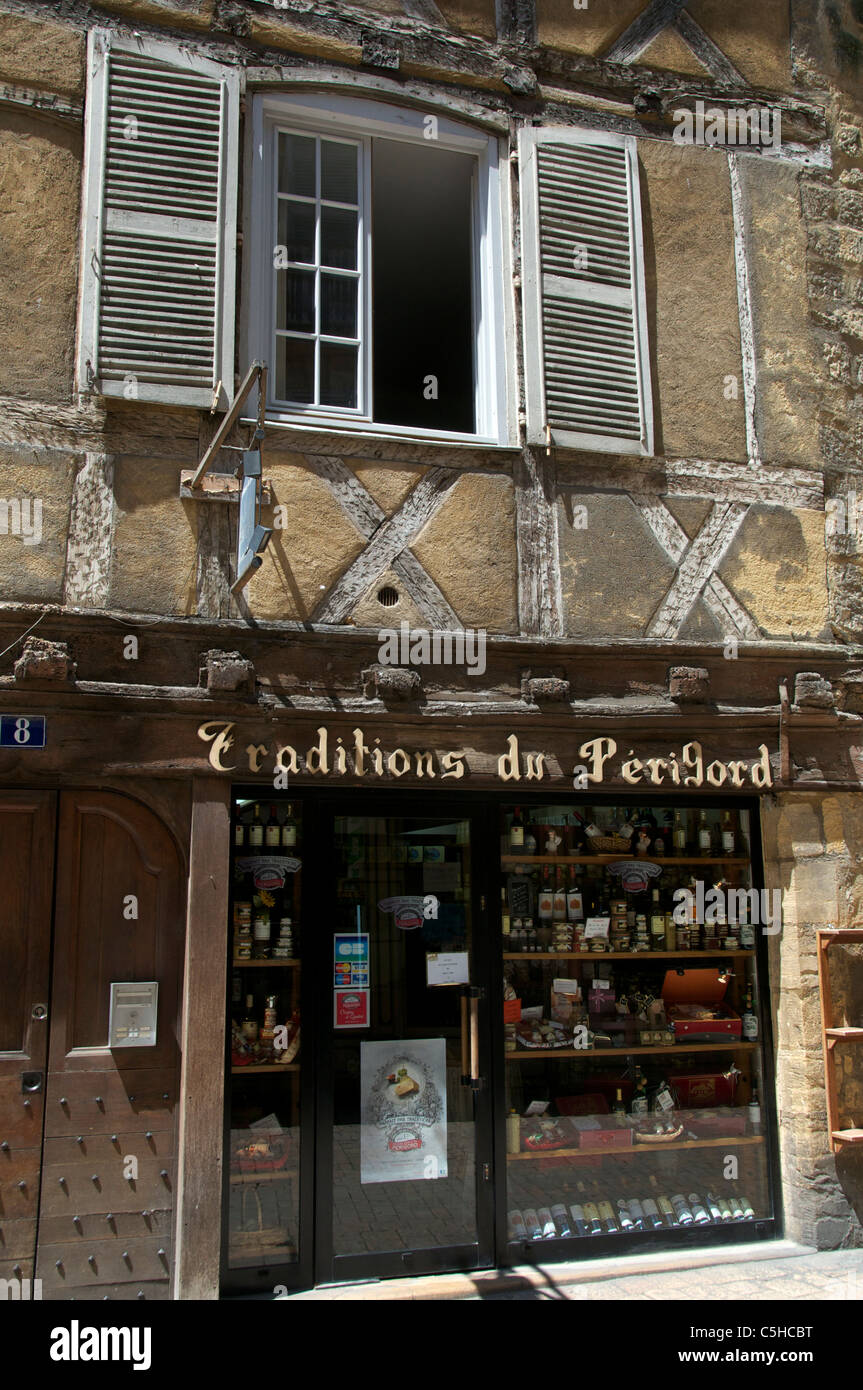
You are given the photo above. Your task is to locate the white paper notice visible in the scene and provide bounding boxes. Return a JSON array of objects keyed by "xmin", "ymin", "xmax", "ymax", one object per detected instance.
[
  {"xmin": 426, "ymin": 952, "xmax": 469, "ymax": 986},
  {"xmin": 360, "ymin": 1039, "xmax": 447, "ymax": 1184},
  {"xmin": 584, "ymin": 916, "xmax": 611, "ymax": 939}
]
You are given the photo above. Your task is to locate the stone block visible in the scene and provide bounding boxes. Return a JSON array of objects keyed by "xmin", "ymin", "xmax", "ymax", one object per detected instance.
[
  {"xmin": 784, "ymin": 858, "xmax": 839, "ymax": 925},
  {"xmin": 523, "ymin": 674, "xmax": 571, "ymax": 704},
  {"xmin": 362, "ymin": 664, "xmax": 423, "ymax": 703},
  {"xmin": 202, "ymin": 650, "xmax": 255, "ymax": 694},
  {"xmin": 668, "ymin": 665, "xmax": 710, "ymax": 702},
  {"xmin": 794, "ymin": 671, "xmax": 835, "ymax": 709},
  {"xmin": 13, "ymin": 637, "xmax": 75, "ymax": 683}
]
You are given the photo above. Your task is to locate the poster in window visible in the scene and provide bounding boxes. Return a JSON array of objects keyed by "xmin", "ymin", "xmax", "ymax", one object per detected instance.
[{"xmin": 360, "ymin": 1039, "xmax": 447, "ymax": 1184}]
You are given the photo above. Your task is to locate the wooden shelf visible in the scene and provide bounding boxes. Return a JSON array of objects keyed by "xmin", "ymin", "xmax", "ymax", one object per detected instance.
[
  {"xmin": 232, "ymin": 959, "xmax": 301, "ymax": 968},
  {"xmin": 501, "ymin": 855, "xmax": 749, "ymax": 866},
  {"xmin": 230, "ymin": 1064, "xmax": 300, "ymax": 1074},
  {"xmin": 507, "ymin": 1135, "xmax": 765, "ymax": 1160},
  {"xmin": 832, "ymin": 1129, "xmax": 863, "ymax": 1147},
  {"xmin": 817, "ymin": 930, "xmax": 863, "ymax": 1153},
  {"xmin": 503, "ymin": 950, "xmax": 754, "ymax": 961},
  {"xmin": 506, "ymin": 1041, "xmax": 757, "ymax": 1060}
]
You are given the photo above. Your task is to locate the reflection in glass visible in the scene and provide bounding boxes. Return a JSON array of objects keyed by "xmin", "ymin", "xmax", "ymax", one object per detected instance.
[
  {"xmin": 321, "ymin": 273, "xmax": 357, "ymax": 338},
  {"xmin": 278, "ymin": 133, "xmax": 315, "ymax": 198},
  {"xmin": 278, "ymin": 268, "xmax": 315, "ymax": 334},
  {"xmin": 321, "ymin": 139, "xmax": 358, "ymax": 204},
  {"xmin": 276, "ymin": 336, "xmax": 314, "ymax": 403},
  {"xmin": 320, "ymin": 343, "xmax": 358, "ymax": 408},
  {"xmin": 321, "ymin": 205, "xmax": 358, "ymax": 270},
  {"xmin": 279, "ymin": 199, "xmax": 316, "ymax": 265}
]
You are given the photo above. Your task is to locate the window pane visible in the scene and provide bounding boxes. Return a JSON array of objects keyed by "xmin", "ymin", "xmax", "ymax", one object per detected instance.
[
  {"xmin": 279, "ymin": 199, "xmax": 316, "ymax": 265},
  {"xmin": 276, "ymin": 336, "xmax": 315, "ymax": 403},
  {"xmin": 320, "ymin": 343, "xmax": 358, "ymax": 407},
  {"xmin": 278, "ymin": 133, "xmax": 316, "ymax": 198},
  {"xmin": 321, "ymin": 140, "xmax": 357, "ymax": 204},
  {"xmin": 278, "ymin": 268, "xmax": 315, "ymax": 334},
  {"xmin": 321, "ymin": 205, "xmax": 357, "ymax": 270},
  {"xmin": 321, "ymin": 273, "xmax": 357, "ymax": 338}
]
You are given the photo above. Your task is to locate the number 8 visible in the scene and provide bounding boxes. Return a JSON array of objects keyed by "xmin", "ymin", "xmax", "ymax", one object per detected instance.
[{"xmin": 13, "ymin": 718, "xmax": 30, "ymax": 744}]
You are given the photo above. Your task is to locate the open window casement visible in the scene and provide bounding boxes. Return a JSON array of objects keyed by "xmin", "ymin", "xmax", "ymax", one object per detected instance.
[
  {"xmin": 77, "ymin": 29, "xmax": 239, "ymax": 409},
  {"xmin": 519, "ymin": 127, "xmax": 654, "ymax": 456}
]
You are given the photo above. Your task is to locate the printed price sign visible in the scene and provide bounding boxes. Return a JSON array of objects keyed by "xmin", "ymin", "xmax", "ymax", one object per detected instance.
[{"xmin": 0, "ymin": 715, "xmax": 45, "ymax": 748}]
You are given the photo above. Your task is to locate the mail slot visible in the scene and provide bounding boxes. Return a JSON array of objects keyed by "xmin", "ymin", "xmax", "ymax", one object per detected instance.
[{"xmin": 109, "ymin": 982, "xmax": 158, "ymax": 1048}]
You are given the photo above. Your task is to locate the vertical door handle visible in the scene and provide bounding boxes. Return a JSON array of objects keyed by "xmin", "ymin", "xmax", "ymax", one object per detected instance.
[
  {"xmin": 460, "ymin": 989, "xmax": 470, "ymax": 1085},
  {"xmin": 469, "ymin": 991, "xmax": 480, "ymax": 1088}
]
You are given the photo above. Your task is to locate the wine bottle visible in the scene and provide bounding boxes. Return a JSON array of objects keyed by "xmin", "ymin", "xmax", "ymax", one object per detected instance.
[
  {"xmin": 598, "ymin": 1200, "xmax": 618, "ymax": 1234},
  {"xmin": 523, "ymin": 811, "xmax": 537, "ymax": 856},
  {"xmin": 240, "ymin": 993, "xmax": 258, "ymax": 1041},
  {"xmin": 650, "ymin": 888, "xmax": 666, "ymax": 950},
  {"xmin": 742, "ymin": 985, "xmax": 759, "ymax": 1041},
  {"xmin": 612, "ymin": 1087, "xmax": 627, "ymax": 1118},
  {"xmin": 697, "ymin": 809, "xmax": 712, "ymax": 856},
  {"xmin": 748, "ymin": 1085, "xmax": 762, "ymax": 1131},
  {"xmin": 721, "ymin": 809, "xmax": 736, "ymax": 855},
  {"xmin": 248, "ymin": 803, "xmax": 264, "ymax": 848},
  {"xmin": 509, "ymin": 807, "xmax": 524, "ymax": 850},
  {"xmin": 582, "ymin": 1202, "xmax": 602, "ymax": 1235},
  {"xmin": 671, "ymin": 1194, "xmax": 694, "ymax": 1226},
  {"xmin": 522, "ymin": 1207, "xmax": 542, "ymax": 1239},
  {"xmin": 672, "ymin": 809, "xmax": 687, "ymax": 853},
  {"xmin": 687, "ymin": 1193, "xmax": 711, "ymax": 1226},
  {"xmin": 265, "ymin": 804, "xmax": 280, "ymax": 848},
  {"xmin": 738, "ymin": 1193, "xmax": 755, "ymax": 1220},
  {"xmin": 538, "ymin": 1207, "xmax": 557, "ymax": 1239},
  {"xmin": 281, "ymin": 803, "xmax": 297, "ymax": 849},
  {"xmin": 566, "ymin": 865, "xmax": 584, "ymax": 922},
  {"xmin": 615, "ymin": 1199, "xmax": 634, "ymax": 1232},
  {"xmin": 627, "ymin": 1197, "xmax": 646, "ymax": 1231},
  {"xmin": 569, "ymin": 1204, "xmax": 590, "ymax": 1238},
  {"xmin": 551, "ymin": 1203, "xmax": 572, "ymax": 1237},
  {"xmin": 704, "ymin": 1192, "xmax": 723, "ymax": 1223},
  {"xmin": 657, "ymin": 1195, "xmax": 678, "ymax": 1228},
  {"xmin": 234, "ymin": 818, "xmax": 245, "ymax": 848},
  {"xmin": 715, "ymin": 1197, "xmax": 733, "ymax": 1222},
  {"xmin": 728, "ymin": 1194, "xmax": 745, "ymax": 1220},
  {"xmin": 641, "ymin": 1197, "xmax": 664, "ymax": 1230}
]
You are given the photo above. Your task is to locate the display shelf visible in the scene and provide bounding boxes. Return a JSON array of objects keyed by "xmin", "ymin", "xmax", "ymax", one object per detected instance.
[
  {"xmin": 817, "ymin": 928, "xmax": 863, "ymax": 1154},
  {"xmin": 232, "ymin": 959, "xmax": 301, "ymax": 968},
  {"xmin": 506, "ymin": 1041, "xmax": 757, "ymax": 1060},
  {"xmin": 501, "ymin": 855, "xmax": 749, "ymax": 866},
  {"xmin": 231, "ymin": 1064, "xmax": 300, "ymax": 1074},
  {"xmin": 507, "ymin": 1134, "xmax": 765, "ymax": 1160},
  {"xmin": 832, "ymin": 1129, "xmax": 863, "ymax": 1147},
  {"xmin": 503, "ymin": 950, "xmax": 754, "ymax": 961}
]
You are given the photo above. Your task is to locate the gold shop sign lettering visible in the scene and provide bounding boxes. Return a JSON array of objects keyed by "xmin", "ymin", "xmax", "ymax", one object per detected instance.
[{"xmin": 197, "ymin": 723, "xmax": 773, "ymax": 790}]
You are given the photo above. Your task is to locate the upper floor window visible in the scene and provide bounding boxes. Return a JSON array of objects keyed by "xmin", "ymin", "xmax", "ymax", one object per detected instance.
[
  {"xmin": 246, "ymin": 92, "xmax": 508, "ymax": 441},
  {"xmin": 77, "ymin": 29, "xmax": 653, "ymax": 457}
]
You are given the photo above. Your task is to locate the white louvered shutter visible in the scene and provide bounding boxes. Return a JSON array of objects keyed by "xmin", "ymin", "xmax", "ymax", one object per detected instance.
[
  {"xmin": 78, "ymin": 29, "xmax": 239, "ymax": 408},
  {"xmin": 519, "ymin": 127, "xmax": 653, "ymax": 455}
]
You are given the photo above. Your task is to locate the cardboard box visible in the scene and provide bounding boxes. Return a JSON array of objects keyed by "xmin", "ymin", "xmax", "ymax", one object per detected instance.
[{"xmin": 662, "ymin": 968, "xmax": 741, "ymax": 1041}]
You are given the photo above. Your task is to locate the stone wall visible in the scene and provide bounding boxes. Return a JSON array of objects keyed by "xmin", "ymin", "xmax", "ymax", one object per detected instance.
[{"xmin": 762, "ymin": 791, "xmax": 863, "ymax": 1248}]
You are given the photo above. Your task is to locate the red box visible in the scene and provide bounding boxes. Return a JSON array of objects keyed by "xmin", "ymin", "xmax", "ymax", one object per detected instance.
[
  {"xmin": 672, "ymin": 1071, "xmax": 739, "ymax": 1107},
  {"xmin": 662, "ymin": 968, "xmax": 741, "ymax": 1041},
  {"xmin": 555, "ymin": 1092, "xmax": 610, "ymax": 1117},
  {"xmin": 503, "ymin": 998, "xmax": 521, "ymax": 1024},
  {"xmin": 570, "ymin": 1115, "xmax": 633, "ymax": 1151}
]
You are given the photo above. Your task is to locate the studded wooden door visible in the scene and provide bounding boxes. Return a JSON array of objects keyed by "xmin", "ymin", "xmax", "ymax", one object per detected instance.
[{"xmin": 33, "ymin": 790, "xmax": 185, "ymax": 1301}]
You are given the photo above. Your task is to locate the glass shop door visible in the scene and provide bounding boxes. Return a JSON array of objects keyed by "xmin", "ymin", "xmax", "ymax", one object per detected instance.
[{"xmin": 314, "ymin": 807, "xmax": 495, "ymax": 1284}]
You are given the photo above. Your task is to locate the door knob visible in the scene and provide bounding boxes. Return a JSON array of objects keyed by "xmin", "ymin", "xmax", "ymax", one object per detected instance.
[{"xmin": 31, "ymin": 1004, "xmax": 48, "ymax": 1020}]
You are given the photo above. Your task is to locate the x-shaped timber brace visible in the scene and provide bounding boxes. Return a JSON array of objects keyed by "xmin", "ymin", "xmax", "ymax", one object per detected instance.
[{"xmin": 183, "ymin": 360, "xmax": 273, "ymax": 595}]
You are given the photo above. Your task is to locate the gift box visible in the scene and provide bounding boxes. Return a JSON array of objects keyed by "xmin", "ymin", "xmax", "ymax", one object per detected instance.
[
  {"xmin": 662, "ymin": 968, "xmax": 741, "ymax": 1041},
  {"xmin": 570, "ymin": 1115, "xmax": 633, "ymax": 1151},
  {"xmin": 672, "ymin": 1070, "xmax": 739, "ymax": 1107}
]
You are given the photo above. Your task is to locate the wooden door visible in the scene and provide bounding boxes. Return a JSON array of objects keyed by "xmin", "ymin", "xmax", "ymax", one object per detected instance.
[
  {"xmin": 0, "ymin": 791, "xmax": 56, "ymax": 1289},
  {"xmin": 36, "ymin": 790, "xmax": 184, "ymax": 1300}
]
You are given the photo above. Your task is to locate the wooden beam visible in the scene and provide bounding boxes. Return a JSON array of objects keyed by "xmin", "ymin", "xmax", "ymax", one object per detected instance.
[
  {"xmin": 604, "ymin": 0, "xmax": 689, "ymax": 63},
  {"xmin": 173, "ymin": 777, "xmax": 230, "ymax": 1300},
  {"xmin": 189, "ymin": 360, "xmax": 263, "ymax": 489}
]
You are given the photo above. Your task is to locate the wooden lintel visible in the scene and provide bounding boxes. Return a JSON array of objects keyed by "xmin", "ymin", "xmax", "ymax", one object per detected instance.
[{"xmin": 180, "ymin": 470, "xmax": 272, "ymax": 505}]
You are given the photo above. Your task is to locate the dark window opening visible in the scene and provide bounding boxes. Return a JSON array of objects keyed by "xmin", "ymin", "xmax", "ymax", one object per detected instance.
[{"xmin": 371, "ymin": 139, "xmax": 475, "ymax": 434}]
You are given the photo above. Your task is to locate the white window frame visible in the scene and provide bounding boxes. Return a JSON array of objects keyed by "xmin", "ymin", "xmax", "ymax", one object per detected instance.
[{"xmin": 244, "ymin": 91, "xmax": 513, "ymax": 446}]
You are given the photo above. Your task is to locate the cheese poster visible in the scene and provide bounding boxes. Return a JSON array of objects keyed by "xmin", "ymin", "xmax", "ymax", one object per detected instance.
[{"xmin": 360, "ymin": 1039, "xmax": 447, "ymax": 1185}]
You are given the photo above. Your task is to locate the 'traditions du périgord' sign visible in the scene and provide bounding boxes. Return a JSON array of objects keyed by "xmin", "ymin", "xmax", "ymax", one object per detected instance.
[{"xmin": 197, "ymin": 723, "xmax": 773, "ymax": 790}]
